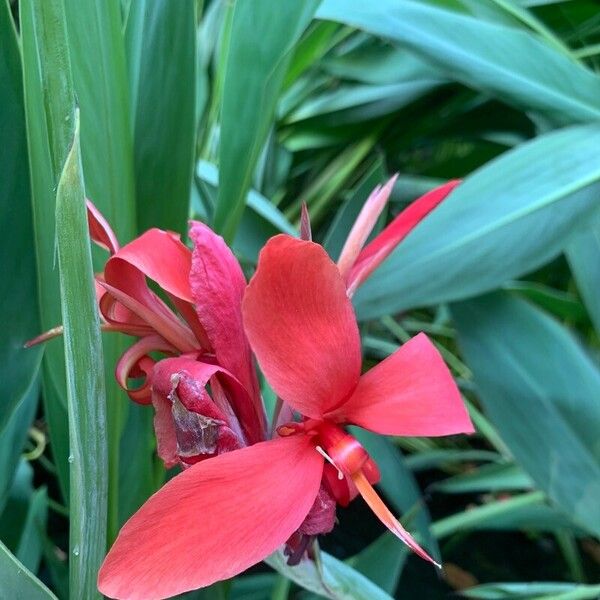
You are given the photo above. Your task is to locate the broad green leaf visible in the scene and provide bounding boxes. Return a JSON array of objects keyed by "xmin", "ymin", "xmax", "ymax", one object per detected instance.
[
  {"xmin": 433, "ymin": 462, "xmax": 534, "ymax": 494},
  {"xmin": 349, "ymin": 533, "xmax": 407, "ymax": 595},
  {"xmin": 460, "ymin": 582, "xmax": 600, "ymax": 599},
  {"xmin": 566, "ymin": 220, "xmax": 600, "ymax": 332},
  {"xmin": 20, "ymin": 0, "xmax": 77, "ymax": 503},
  {"xmin": 125, "ymin": 0, "xmax": 196, "ymax": 234},
  {"xmin": 0, "ymin": 540, "xmax": 58, "ymax": 600},
  {"xmin": 323, "ymin": 43, "xmax": 441, "ymax": 86},
  {"xmin": 0, "ymin": 1, "xmax": 43, "ymax": 525},
  {"xmin": 214, "ymin": 0, "xmax": 320, "ymax": 242},
  {"xmin": 63, "ymin": 0, "xmax": 141, "ymax": 538},
  {"xmin": 316, "ymin": 0, "xmax": 600, "ymax": 126},
  {"xmin": 452, "ymin": 293, "xmax": 600, "ymax": 535},
  {"xmin": 285, "ymin": 80, "xmax": 444, "ymax": 125},
  {"xmin": 56, "ymin": 116, "xmax": 107, "ymax": 599},
  {"xmin": 354, "ymin": 125, "xmax": 600, "ymax": 319},
  {"xmin": 266, "ymin": 549, "xmax": 393, "ymax": 600},
  {"xmin": 0, "ymin": 0, "xmax": 43, "ymax": 436}
]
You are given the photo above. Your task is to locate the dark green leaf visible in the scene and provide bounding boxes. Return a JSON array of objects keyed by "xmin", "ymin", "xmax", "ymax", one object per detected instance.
[
  {"xmin": 452, "ymin": 293, "xmax": 600, "ymax": 535},
  {"xmin": 20, "ymin": 0, "xmax": 77, "ymax": 503},
  {"xmin": 0, "ymin": 0, "xmax": 43, "ymax": 437},
  {"xmin": 125, "ymin": 0, "xmax": 197, "ymax": 234},
  {"xmin": 432, "ymin": 462, "xmax": 534, "ymax": 494},
  {"xmin": 317, "ymin": 0, "xmax": 600, "ymax": 126},
  {"xmin": 214, "ymin": 0, "xmax": 320, "ymax": 242}
]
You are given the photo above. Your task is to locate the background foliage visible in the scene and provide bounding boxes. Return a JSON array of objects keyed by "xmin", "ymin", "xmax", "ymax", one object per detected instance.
[{"xmin": 1, "ymin": 0, "xmax": 600, "ymax": 598}]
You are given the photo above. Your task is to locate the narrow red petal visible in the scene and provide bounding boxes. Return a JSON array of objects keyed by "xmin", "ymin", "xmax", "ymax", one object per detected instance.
[
  {"xmin": 99, "ymin": 281, "xmax": 197, "ymax": 352},
  {"xmin": 331, "ymin": 333, "xmax": 474, "ymax": 437},
  {"xmin": 352, "ymin": 470, "xmax": 440, "ymax": 567},
  {"xmin": 87, "ymin": 200, "xmax": 119, "ymax": 255},
  {"xmin": 242, "ymin": 235, "xmax": 362, "ymax": 418},
  {"xmin": 98, "ymin": 435, "xmax": 324, "ymax": 600},
  {"xmin": 188, "ymin": 221, "xmax": 264, "ymax": 428},
  {"xmin": 347, "ymin": 180, "xmax": 460, "ymax": 294},
  {"xmin": 337, "ymin": 175, "xmax": 397, "ymax": 280}
]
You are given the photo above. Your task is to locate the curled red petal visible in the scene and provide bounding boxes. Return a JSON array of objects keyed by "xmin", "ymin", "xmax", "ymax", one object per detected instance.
[
  {"xmin": 331, "ymin": 333, "xmax": 474, "ymax": 437},
  {"xmin": 243, "ymin": 235, "xmax": 362, "ymax": 418},
  {"xmin": 98, "ymin": 435, "xmax": 324, "ymax": 599},
  {"xmin": 87, "ymin": 200, "xmax": 119, "ymax": 255},
  {"xmin": 115, "ymin": 335, "xmax": 177, "ymax": 404},
  {"xmin": 347, "ymin": 180, "xmax": 460, "ymax": 295}
]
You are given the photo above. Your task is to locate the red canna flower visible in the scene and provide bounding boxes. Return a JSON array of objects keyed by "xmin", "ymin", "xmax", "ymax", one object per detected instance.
[
  {"xmin": 98, "ymin": 230, "xmax": 473, "ymax": 600},
  {"xmin": 29, "ymin": 202, "xmax": 267, "ymax": 465}
]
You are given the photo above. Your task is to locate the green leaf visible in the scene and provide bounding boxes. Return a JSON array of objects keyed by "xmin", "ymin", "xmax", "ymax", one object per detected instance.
[
  {"xmin": 15, "ymin": 487, "xmax": 48, "ymax": 575},
  {"xmin": 354, "ymin": 125, "xmax": 600, "ymax": 319},
  {"xmin": 349, "ymin": 533, "xmax": 407, "ymax": 595},
  {"xmin": 460, "ymin": 582, "xmax": 600, "ymax": 600},
  {"xmin": 63, "ymin": 0, "xmax": 142, "ymax": 538},
  {"xmin": 566, "ymin": 220, "xmax": 600, "ymax": 332},
  {"xmin": 432, "ymin": 462, "xmax": 534, "ymax": 494},
  {"xmin": 0, "ymin": 387, "xmax": 38, "ymax": 514},
  {"xmin": 125, "ymin": 0, "xmax": 197, "ymax": 234},
  {"xmin": 503, "ymin": 281, "xmax": 588, "ymax": 324},
  {"xmin": 0, "ymin": 1, "xmax": 43, "ymax": 521},
  {"xmin": 214, "ymin": 0, "xmax": 320, "ymax": 242},
  {"xmin": 0, "ymin": 539, "xmax": 58, "ymax": 600},
  {"xmin": 452, "ymin": 292, "xmax": 600, "ymax": 536},
  {"xmin": 0, "ymin": 0, "xmax": 43, "ymax": 436},
  {"xmin": 266, "ymin": 549, "xmax": 393, "ymax": 600},
  {"xmin": 56, "ymin": 115, "xmax": 107, "ymax": 599},
  {"xmin": 316, "ymin": 0, "xmax": 600, "ymax": 126},
  {"xmin": 430, "ymin": 490, "xmax": 577, "ymax": 537},
  {"xmin": 20, "ymin": 0, "xmax": 77, "ymax": 503}
]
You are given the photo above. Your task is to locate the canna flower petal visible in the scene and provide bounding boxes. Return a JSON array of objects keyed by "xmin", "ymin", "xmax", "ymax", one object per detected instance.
[
  {"xmin": 330, "ymin": 333, "xmax": 474, "ymax": 436},
  {"xmin": 102, "ymin": 230, "xmax": 200, "ymax": 351},
  {"xmin": 337, "ymin": 175, "xmax": 397, "ymax": 281},
  {"xmin": 105, "ymin": 228, "xmax": 193, "ymax": 302},
  {"xmin": 346, "ymin": 180, "xmax": 460, "ymax": 295},
  {"xmin": 98, "ymin": 435, "xmax": 324, "ymax": 600},
  {"xmin": 152, "ymin": 356, "xmax": 265, "ymax": 448},
  {"xmin": 242, "ymin": 235, "xmax": 362, "ymax": 419},
  {"xmin": 189, "ymin": 221, "xmax": 262, "ymax": 415},
  {"xmin": 87, "ymin": 200, "xmax": 120, "ymax": 255}
]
